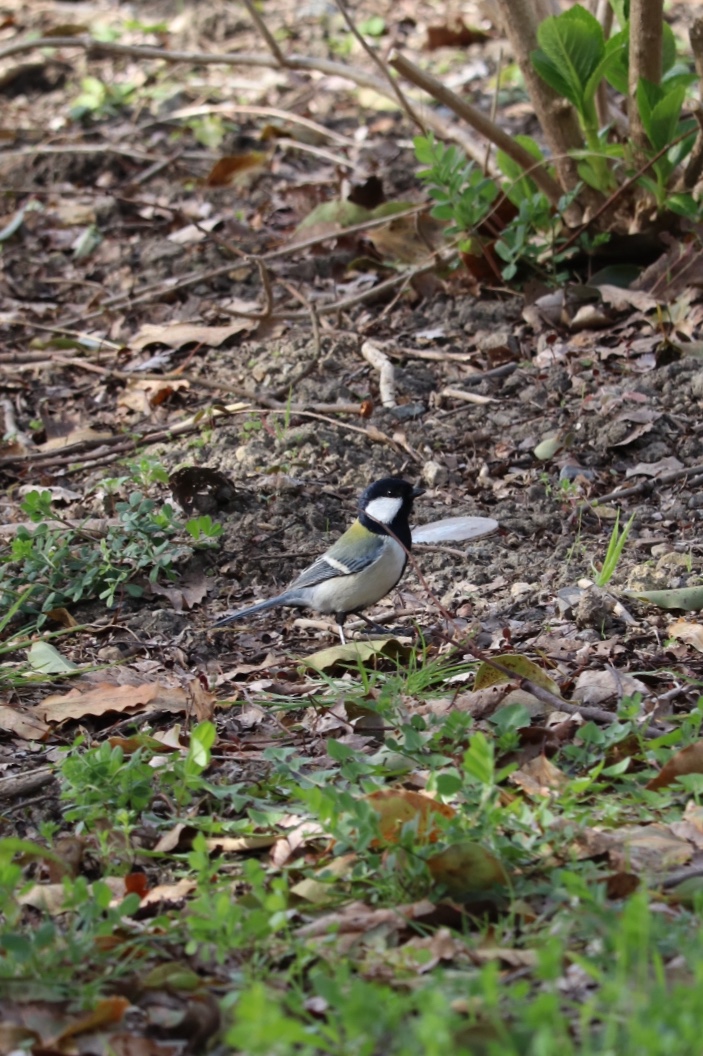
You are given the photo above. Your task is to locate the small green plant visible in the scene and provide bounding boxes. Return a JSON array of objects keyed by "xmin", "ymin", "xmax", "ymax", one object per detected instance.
[
  {"xmin": 241, "ymin": 415, "xmax": 264, "ymax": 438},
  {"xmin": 159, "ymin": 720, "xmax": 217, "ymax": 807},
  {"xmin": 0, "ymin": 471, "xmax": 207, "ymax": 627},
  {"xmin": 415, "ymin": 134, "xmax": 594, "ymax": 282},
  {"xmin": 70, "ymin": 75, "xmax": 137, "ymax": 121},
  {"xmin": 185, "ymin": 515, "xmax": 223, "ymax": 542},
  {"xmin": 594, "ymin": 509, "xmax": 635, "ymax": 586},
  {"xmin": 60, "ymin": 740, "xmax": 156, "ymax": 832}
]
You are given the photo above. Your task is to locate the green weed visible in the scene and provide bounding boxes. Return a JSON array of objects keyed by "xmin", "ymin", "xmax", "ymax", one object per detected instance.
[{"xmin": 594, "ymin": 509, "xmax": 635, "ymax": 586}]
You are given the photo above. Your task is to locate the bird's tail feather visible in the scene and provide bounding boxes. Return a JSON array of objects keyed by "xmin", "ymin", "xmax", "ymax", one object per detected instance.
[{"xmin": 213, "ymin": 594, "xmax": 288, "ymax": 627}]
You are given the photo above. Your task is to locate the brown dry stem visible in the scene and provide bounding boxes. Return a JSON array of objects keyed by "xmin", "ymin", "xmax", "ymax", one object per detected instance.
[{"xmin": 389, "ymin": 51, "xmax": 564, "ymax": 207}]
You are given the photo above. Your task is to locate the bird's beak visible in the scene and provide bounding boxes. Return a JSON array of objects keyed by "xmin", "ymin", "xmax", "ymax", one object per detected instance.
[{"xmin": 412, "ymin": 486, "xmax": 426, "ymax": 498}]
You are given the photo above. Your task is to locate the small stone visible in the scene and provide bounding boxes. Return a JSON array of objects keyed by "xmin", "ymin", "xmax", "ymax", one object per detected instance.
[
  {"xmin": 422, "ymin": 460, "xmax": 448, "ymax": 487},
  {"xmin": 391, "ymin": 402, "xmax": 425, "ymax": 421}
]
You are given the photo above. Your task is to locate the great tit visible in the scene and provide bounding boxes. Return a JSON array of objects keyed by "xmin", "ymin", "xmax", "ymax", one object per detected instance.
[{"xmin": 213, "ymin": 477, "xmax": 423, "ymax": 642}]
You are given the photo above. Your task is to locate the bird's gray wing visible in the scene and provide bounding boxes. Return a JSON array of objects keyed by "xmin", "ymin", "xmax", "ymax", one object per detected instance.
[{"xmin": 289, "ymin": 528, "xmax": 387, "ymax": 591}]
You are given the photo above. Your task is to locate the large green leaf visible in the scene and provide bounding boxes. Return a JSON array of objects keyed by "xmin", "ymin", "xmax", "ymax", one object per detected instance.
[
  {"xmin": 533, "ymin": 5, "xmax": 606, "ymax": 114},
  {"xmin": 585, "ymin": 32, "xmax": 628, "ymax": 102},
  {"xmin": 532, "ymin": 48, "xmax": 581, "ymax": 109},
  {"xmin": 637, "ymin": 78, "xmax": 685, "ymax": 152},
  {"xmin": 603, "ymin": 26, "xmax": 629, "ymax": 94},
  {"xmin": 662, "ymin": 22, "xmax": 677, "ymax": 74}
]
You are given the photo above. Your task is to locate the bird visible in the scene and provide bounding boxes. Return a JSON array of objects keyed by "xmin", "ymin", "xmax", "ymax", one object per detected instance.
[{"xmin": 213, "ymin": 477, "xmax": 424, "ymax": 643}]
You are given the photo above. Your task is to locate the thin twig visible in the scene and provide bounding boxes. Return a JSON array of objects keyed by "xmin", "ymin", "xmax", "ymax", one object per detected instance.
[
  {"xmin": 590, "ymin": 463, "xmax": 703, "ymax": 505},
  {"xmin": 164, "ymin": 103, "xmax": 356, "ymax": 148},
  {"xmin": 0, "ymin": 36, "xmax": 486, "ymax": 159},
  {"xmin": 558, "ymin": 128, "xmax": 694, "ymax": 254},
  {"xmin": 52, "ymin": 203, "xmax": 430, "ymax": 332},
  {"xmin": 240, "ymin": 0, "xmax": 286, "ymax": 64},
  {"xmin": 389, "ymin": 50, "xmax": 564, "ymax": 205},
  {"xmin": 333, "ymin": 0, "xmax": 427, "ymax": 134}
]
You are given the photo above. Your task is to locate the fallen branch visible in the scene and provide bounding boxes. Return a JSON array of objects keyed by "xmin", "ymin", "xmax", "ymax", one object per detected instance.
[
  {"xmin": 389, "ymin": 50, "xmax": 564, "ymax": 206},
  {"xmin": 590, "ymin": 462, "xmax": 703, "ymax": 505},
  {"xmin": 361, "ymin": 342, "xmax": 397, "ymax": 408}
]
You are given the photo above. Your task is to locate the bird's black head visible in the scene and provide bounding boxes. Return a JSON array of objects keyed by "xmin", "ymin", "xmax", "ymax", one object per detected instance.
[{"xmin": 358, "ymin": 477, "xmax": 424, "ymax": 544}]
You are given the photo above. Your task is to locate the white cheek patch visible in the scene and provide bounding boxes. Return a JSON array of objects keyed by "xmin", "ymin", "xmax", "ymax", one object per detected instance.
[{"xmin": 364, "ymin": 495, "xmax": 403, "ymax": 524}]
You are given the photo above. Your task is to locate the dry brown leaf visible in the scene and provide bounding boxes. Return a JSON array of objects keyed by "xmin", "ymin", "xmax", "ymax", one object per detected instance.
[
  {"xmin": 189, "ymin": 678, "xmax": 217, "ymax": 722},
  {"xmin": 19, "ymin": 876, "xmax": 126, "ymax": 913},
  {"xmin": 289, "ymin": 854, "xmax": 356, "ymax": 904},
  {"xmin": 670, "ymin": 802, "xmax": 703, "ymax": 849},
  {"xmin": 153, "ymin": 824, "xmax": 197, "ymax": 854},
  {"xmin": 294, "ymin": 898, "xmax": 436, "ymax": 937},
  {"xmin": 608, "ymin": 823, "xmax": 692, "ymax": 872},
  {"xmin": 131, "ymin": 321, "xmax": 258, "ymax": 350},
  {"xmin": 365, "ymin": 789, "xmax": 455, "ymax": 845},
  {"xmin": 141, "ymin": 878, "xmax": 196, "ymax": 906},
  {"xmin": 42, "ymin": 426, "xmax": 113, "ymax": 451},
  {"xmin": 50, "ymin": 997, "xmax": 130, "ymax": 1044},
  {"xmin": 0, "ymin": 703, "xmax": 50, "ymax": 740},
  {"xmin": 269, "ymin": 821, "xmax": 327, "ymax": 867},
  {"xmin": 206, "ymin": 834, "xmax": 278, "ymax": 853},
  {"xmin": 35, "ymin": 681, "xmax": 189, "ymax": 724},
  {"xmin": 667, "ymin": 618, "xmax": 703, "ymax": 652},
  {"xmin": 572, "ymin": 669, "xmax": 648, "ymax": 707},
  {"xmin": 510, "ymin": 754, "xmax": 570, "ymax": 795},
  {"xmin": 118, "ymin": 377, "xmax": 189, "ymax": 413},
  {"xmin": 647, "ymin": 740, "xmax": 703, "ymax": 790},
  {"xmin": 626, "ymin": 456, "xmax": 684, "ymax": 479},
  {"xmin": 469, "ymin": 946, "xmax": 537, "ymax": 967},
  {"xmin": 595, "ymin": 284, "xmax": 659, "ymax": 312}
]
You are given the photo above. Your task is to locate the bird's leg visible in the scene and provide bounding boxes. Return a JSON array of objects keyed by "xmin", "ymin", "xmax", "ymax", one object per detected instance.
[{"xmin": 335, "ymin": 614, "xmax": 347, "ymax": 645}]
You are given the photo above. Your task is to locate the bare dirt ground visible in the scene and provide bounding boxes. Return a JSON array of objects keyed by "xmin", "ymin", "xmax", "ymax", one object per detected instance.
[{"xmin": 2, "ymin": 0, "xmax": 702, "ymax": 672}]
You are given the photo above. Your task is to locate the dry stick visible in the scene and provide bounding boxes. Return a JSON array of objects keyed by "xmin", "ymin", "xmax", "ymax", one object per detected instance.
[
  {"xmin": 240, "ymin": 0, "xmax": 286, "ymax": 65},
  {"xmin": 680, "ymin": 104, "xmax": 703, "ymax": 192},
  {"xmin": 593, "ymin": 0, "xmax": 614, "ymax": 129},
  {"xmin": 0, "ymin": 36, "xmax": 486, "ymax": 163},
  {"xmin": 588, "ymin": 462, "xmax": 703, "ymax": 505},
  {"xmin": 0, "ymin": 405, "xmax": 404, "ymax": 472},
  {"xmin": 629, "ymin": 0, "xmax": 663, "ymax": 155},
  {"xmin": 165, "ymin": 103, "xmax": 356, "ymax": 148},
  {"xmin": 0, "ymin": 768, "xmax": 57, "ymax": 801},
  {"xmin": 389, "ymin": 50, "xmax": 564, "ymax": 206},
  {"xmin": 1, "ymin": 143, "xmax": 163, "ymax": 162},
  {"xmin": 54, "ymin": 203, "xmax": 432, "ymax": 332},
  {"xmin": 492, "ymin": 0, "xmax": 592, "ymax": 209},
  {"xmin": 484, "ymin": 46, "xmax": 503, "ymax": 175},
  {"xmin": 273, "ymin": 137, "xmax": 353, "ymax": 170},
  {"xmin": 332, "ymin": 0, "xmax": 427, "ymax": 134}
]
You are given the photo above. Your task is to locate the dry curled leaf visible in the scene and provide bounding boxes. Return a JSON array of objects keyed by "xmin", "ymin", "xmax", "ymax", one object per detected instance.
[
  {"xmin": 647, "ymin": 740, "xmax": 703, "ymax": 790},
  {"xmin": 365, "ymin": 789, "xmax": 455, "ymax": 845}
]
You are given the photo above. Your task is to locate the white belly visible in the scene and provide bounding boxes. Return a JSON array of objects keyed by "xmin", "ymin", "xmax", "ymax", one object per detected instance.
[{"xmin": 306, "ymin": 538, "xmax": 407, "ymax": 615}]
